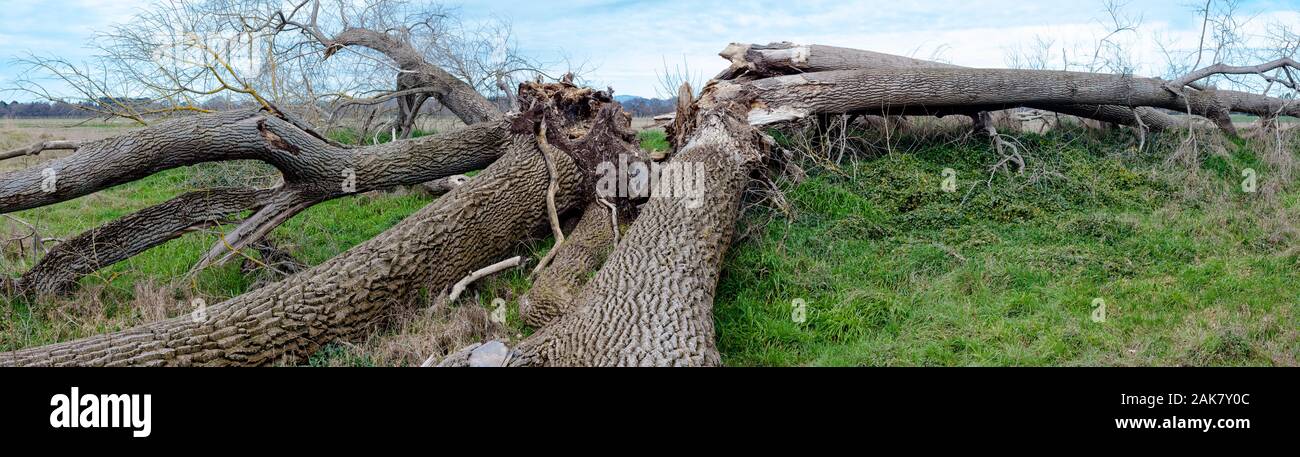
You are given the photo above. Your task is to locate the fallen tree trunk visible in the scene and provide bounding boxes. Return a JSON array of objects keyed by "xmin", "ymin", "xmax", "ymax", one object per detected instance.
[
  {"xmin": 1, "ymin": 136, "xmax": 576, "ymax": 366},
  {"xmin": 2, "ymin": 113, "xmax": 512, "ymax": 295},
  {"xmin": 507, "ymin": 81, "xmax": 765, "ymax": 366},
  {"xmin": 7, "ymin": 40, "xmax": 1297, "ymax": 368},
  {"xmin": 0, "ymin": 112, "xmax": 509, "ymax": 214},
  {"xmin": 518, "ymin": 201, "xmax": 617, "ymax": 327},
  {"xmin": 14, "ymin": 187, "xmax": 277, "ymax": 294},
  {"xmin": 1, "ymin": 82, "xmax": 625, "ymax": 366},
  {"xmin": 722, "ymin": 42, "xmax": 1195, "ymax": 131},
  {"xmin": 742, "ymin": 67, "xmax": 1282, "ymax": 132}
]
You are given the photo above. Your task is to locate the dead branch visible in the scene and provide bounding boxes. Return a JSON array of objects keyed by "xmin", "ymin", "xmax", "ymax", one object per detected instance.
[
  {"xmin": 1, "ymin": 109, "xmax": 511, "ymax": 294},
  {"xmin": 1170, "ymin": 57, "xmax": 1300, "ymax": 90},
  {"xmin": 0, "ymin": 140, "xmax": 81, "ymax": 162},
  {"xmin": 445, "ymin": 256, "xmax": 523, "ymax": 304}
]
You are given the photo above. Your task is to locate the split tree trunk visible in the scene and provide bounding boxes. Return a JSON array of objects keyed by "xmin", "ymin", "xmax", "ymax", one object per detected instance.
[
  {"xmin": 508, "ymin": 81, "xmax": 765, "ymax": 366},
  {"xmin": 518, "ymin": 202, "xmax": 617, "ymax": 327},
  {"xmin": 742, "ymin": 67, "xmax": 1289, "ymax": 132}
]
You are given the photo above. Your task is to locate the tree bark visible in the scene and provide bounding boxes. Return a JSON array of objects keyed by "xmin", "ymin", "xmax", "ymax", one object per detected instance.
[
  {"xmin": 722, "ymin": 42, "xmax": 1193, "ymax": 131},
  {"xmin": 0, "ymin": 111, "xmax": 509, "ymax": 214},
  {"xmin": 508, "ymin": 81, "xmax": 764, "ymax": 366},
  {"xmin": 518, "ymin": 202, "xmax": 616, "ymax": 327},
  {"xmin": 326, "ymin": 27, "xmax": 502, "ymax": 132},
  {"xmin": 2, "ymin": 112, "xmax": 512, "ymax": 295},
  {"xmin": 743, "ymin": 68, "xmax": 1282, "ymax": 130},
  {"xmin": 15, "ymin": 187, "xmax": 275, "ymax": 294},
  {"xmin": 1, "ymin": 82, "xmax": 625, "ymax": 366},
  {"xmin": 0, "ymin": 135, "xmax": 580, "ymax": 366}
]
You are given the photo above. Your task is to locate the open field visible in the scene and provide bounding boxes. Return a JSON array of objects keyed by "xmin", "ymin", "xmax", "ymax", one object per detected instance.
[
  {"xmin": 1, "ymin": 116, "xmax": 1297, "ymax": 366},
  {"xmin": 0, "ymin": 118, "xmax": 139, "ymax": 171}
]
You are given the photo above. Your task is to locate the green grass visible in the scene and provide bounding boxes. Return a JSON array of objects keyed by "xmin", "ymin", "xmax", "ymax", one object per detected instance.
[
  {"xmin": 2, "ymin": 125, "xmax": 1297, "ymax": 365},
  {"xmin": 326, "ymin": 127, "xmax": 438, "ymax": 146},
  {"xmin": 638, "ymin": 129, "xmax": 670, "ymax": 152},
  {"xmin": 1230, "ymin": 114, "xmax": 1300, "ymax": 124},
  {"xmin": 0, "ymin": 166, "xmax": 435, "ymax": 351},
  {"xmin": 714, "ymin": 128, "xmax": 1298, "ymax": 366}
]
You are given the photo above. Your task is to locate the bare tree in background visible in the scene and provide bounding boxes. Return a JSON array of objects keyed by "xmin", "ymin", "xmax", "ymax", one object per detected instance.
[
  {"xmin": 655, "ymin": 55, "xmax": 705, "ymax": 100},
  {"xmin": 12, "ymin": 0, "xmax": 553, "ymax": 139}
]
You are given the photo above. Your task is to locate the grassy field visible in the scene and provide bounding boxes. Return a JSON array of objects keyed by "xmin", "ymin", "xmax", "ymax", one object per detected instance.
[
  {"xmin": 1, "ymin": 117, "xmax": 1297, "ymax": 366},
  {"xmin": 718, "ymin": 126, "xmax": 1298, "ymax": 366}
]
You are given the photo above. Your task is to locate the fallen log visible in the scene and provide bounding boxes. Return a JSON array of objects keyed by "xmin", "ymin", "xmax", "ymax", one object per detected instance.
[
  {"xmin": 2, "ymin": 112, "xmax": 512, "ymax": 295},
  {"xmin": 721, "ymin": 42, "xmax": 1196, "ymax": 132},
  {"xmin": 1, "ymin": 82, "xmax": 628, "ymax": 365},
  {"xmin": 508, "ymin": 80, "xmax": 766, "ymax": 366},
  {"xmin": 742, "ymin": 67, "xmax": 1280, "ymax": 133}
]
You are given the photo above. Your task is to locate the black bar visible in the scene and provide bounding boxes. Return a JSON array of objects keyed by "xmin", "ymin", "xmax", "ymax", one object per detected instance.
[{"xmin": 0, "ymin": 368, "xmax": 1292, "ymax": 447}]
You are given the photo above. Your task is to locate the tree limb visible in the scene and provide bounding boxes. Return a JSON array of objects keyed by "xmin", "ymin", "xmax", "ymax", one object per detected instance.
[
  {"xmin": 1170, "ymin": 57, "xmax": 1300, "ymax": 90},
  {"xmin": 0, "ymin": 140, "xmax": 80, "ymax": 162}
]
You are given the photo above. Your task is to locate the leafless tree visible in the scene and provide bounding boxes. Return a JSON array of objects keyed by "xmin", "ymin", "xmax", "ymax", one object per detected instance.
[
  {"xmin": 655, "ymin": 55, "xmax": 705, "ymax": 100},
  {"xmin": 11, "ymin": 0, "xmax": 553, "ymax": 139}
]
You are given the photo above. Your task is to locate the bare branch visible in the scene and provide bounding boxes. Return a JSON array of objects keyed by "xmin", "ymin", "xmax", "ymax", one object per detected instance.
[
  {"xmin": 1170, "ymin": 57, "xmax": 1300, "ymax": 90},
  {"xmin": 1, "ymin": 140, "xmax": 80, "ymax": 162},
  {"xmin": 445, "ymin": 256, "xmax": 523, "ymax": 305}
]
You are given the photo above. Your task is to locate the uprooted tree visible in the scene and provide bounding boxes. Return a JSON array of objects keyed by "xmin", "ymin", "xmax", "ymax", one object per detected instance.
[{"xmin": 3, "ymin": 2, "xmax": 1300, "ymax": 366}]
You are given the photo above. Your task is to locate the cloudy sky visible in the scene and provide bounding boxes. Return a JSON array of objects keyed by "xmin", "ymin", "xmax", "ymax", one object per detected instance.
[{"xmin": 2, "ymin": 0, "xmax": 1298, "ymax": 100}]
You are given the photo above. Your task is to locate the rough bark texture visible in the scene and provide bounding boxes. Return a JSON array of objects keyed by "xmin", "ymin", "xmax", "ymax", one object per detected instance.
[
  {"xmin": 518, "ymin": 202, "xmax": 616, "ymax": 327},
  {"xmin": 1, "ymin": 82, "xmax": 625, "ymax": 366},
  {"xmin": 1, "ymin": 112, "xmax": 511, "ymax": 294},
  {"xmin": 744, "ymin": 68, "xmax": 1285, "ymax": 129},
  {"xmin": 509, "ymin": 82, "xmax": 764, "ymax": 366},
  {"xmin": 16, "ymin": 187, "xmax": 275, "ymax": 294},
  {"xmin": 0, "ymin": 111, "xmax": 509, "ymax": 214},
  {"xmin": 723, "ymin": 42, "xmax": 1192, "ymax": 131},
  {"xmin": 1, "ymin": 135, "xmax": 579, "ymax": 366},
  {"xmin": 326, "ymin": 27, "xmax": 502, "ymax": 133}
]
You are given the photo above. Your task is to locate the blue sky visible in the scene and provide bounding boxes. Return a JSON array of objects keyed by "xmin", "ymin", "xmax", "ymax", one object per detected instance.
[{"xmin": 2, "ymin": 0, "xmax": 1299, "ymax": 100}]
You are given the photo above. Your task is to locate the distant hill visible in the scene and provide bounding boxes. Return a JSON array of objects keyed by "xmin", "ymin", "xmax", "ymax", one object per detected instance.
[{"xmin": 613, "ymin": 95, "xmax": 675, "ymax": 117}]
